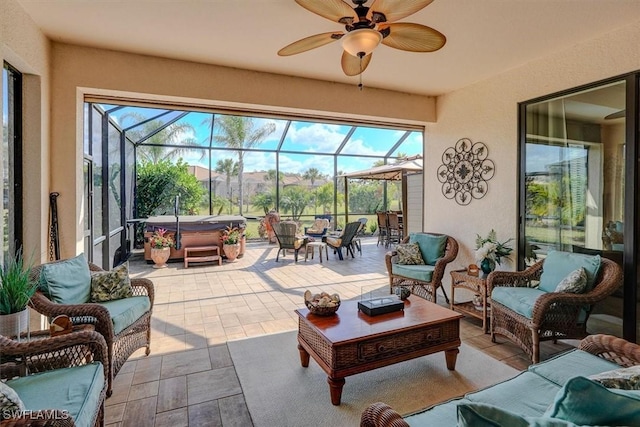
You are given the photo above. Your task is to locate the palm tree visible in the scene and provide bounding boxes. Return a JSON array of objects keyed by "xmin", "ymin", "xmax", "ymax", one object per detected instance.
[
  {"xmin": 303, "ymin": 167, "xmax": 324, "ymax": 214},
  {"xmin": 215, "ymin": 158, "xmax": 239, "ymax": 213},
  {"xmin": 121, "ymin": 112, "xmax": 200, "ymax": 164},
  {"xmin": 208, "ymin": 116, "xmax": 276, "ymax": 215}
]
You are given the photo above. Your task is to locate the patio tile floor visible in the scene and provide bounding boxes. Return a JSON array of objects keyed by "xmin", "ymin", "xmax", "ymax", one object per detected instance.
[{"xmin": 105, "ymin": 237, "xmax": 576, "ymax": 426}]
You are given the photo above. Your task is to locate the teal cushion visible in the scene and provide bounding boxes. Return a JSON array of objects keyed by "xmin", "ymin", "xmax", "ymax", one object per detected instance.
[
  {"xmin": 528, "ymin": 348, "xmax": 619, "ymax": 387},
  {"xmin": 391, "ymin": 264, "xmax": 435, "ymax": 283},
  {"xmin": 38, "ymin": 254, "xmax": 91, "ymax": 304},
  {"xmin": 99, "ymin": 296, "xmax": 151, "ymax": 335},
  {"xmin": 404, "ymin": 397, "xmax": 471, "ymax": 426},
  {"xmin": 7, "ymin": 362, "xmax": 104, "ymax": 427},
  {"xmin": 545, "ymin": 376, "xmax": 640, "ymax": 426},
  {"xmin": 457, "ymin": 403, "xmax": 578, "ymax": 427},
  {"xmin": 466, "ymin": 371, "xmax": 560, "ymax": 416},
  {"xmin": 539, "ymin": 251, "xmax": 601, "ymax": 293},
  {"xmin": 491, "ymin": 287, "xmax": 547, "ymax": 319},
  {"xmin": 492, "ymin": 287, "xmax": 588, "ymax": 323},
  {"xmin": 408, "ymin": 233, "xmax": 447, "ymax": 265}
]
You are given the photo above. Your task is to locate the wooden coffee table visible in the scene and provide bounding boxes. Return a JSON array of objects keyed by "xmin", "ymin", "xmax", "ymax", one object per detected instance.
[{"xmin": 295, "ymin": 297, "xmax": 463, "ymax": 405}]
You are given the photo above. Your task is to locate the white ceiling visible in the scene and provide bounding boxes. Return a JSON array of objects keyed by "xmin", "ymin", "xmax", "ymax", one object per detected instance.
[{"xmin": 15, "ymin": 0, "xmax": 640, "ymax": 96}]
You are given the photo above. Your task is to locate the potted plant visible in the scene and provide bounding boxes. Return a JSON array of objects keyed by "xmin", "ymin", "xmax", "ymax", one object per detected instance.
[
  {"xmin": 0, "ymin": 250, "xmax": 37, "ymax": 337},
  {"xmin": 221, "ymin": 226, "xmax": 242, "ymax": 261},
  {"xmin": 475, "ymin": 229, "xmax": 513, "ymax": 276},
  {"xmin": 148, "ymin": 228, "xmax": 174, "ymax": 268}
]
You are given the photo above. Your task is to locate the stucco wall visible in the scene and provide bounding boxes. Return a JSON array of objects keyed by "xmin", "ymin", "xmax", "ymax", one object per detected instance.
[
  {"xmin": 0, "ymin": 0, "xmax": 50, "ymax": 262},
  {"xmin": 425, "ymin": 19, "xmax": 640, "ymax": 271},
  {"xmin": 50, "ymin": 43, "xmax": 437, "ymax": 258}
]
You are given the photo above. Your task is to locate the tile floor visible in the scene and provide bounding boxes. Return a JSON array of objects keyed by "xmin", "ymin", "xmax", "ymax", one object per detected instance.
[{"xmin": 105, "ymin": 237, "xmax": 576, "ymax": 426}]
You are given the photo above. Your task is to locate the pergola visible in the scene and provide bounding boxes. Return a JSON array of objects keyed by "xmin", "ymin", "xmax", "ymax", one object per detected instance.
[{"xmin": 340, "ymin": 156, "xmax": 423, "ymax": 224}]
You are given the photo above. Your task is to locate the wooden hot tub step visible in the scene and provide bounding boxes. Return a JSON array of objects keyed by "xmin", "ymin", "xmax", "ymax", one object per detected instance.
[{"xmin": 184, "ymin": 245, "xmax": 221, "ymax": 268}]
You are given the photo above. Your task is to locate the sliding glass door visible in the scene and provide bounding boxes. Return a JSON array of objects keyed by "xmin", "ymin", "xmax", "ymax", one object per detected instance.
[{"xmin": 519, "ymin": 74, "xmax": 639, "ymax": 343}]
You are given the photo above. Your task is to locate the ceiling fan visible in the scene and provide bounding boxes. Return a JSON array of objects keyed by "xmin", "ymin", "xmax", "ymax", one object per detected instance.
[
  {"xmin": 604, "ymin": 110, "xmax": 625, "ymax": 120},
  {"xmin": 278, "ymin": 0, "xmax": 446, "ymax": 78}
]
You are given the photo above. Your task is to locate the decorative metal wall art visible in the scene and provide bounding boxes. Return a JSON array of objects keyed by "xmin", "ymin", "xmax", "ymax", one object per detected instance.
[{"xmin": 436, "ymin": 138, "xmax": 495, "ymax": 205}]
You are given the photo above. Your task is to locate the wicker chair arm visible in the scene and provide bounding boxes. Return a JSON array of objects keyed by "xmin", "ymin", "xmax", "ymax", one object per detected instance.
[
  {"xmin": 0, "ymin": 409, "xmax": 76, "ymax": 426},
  {"xmin": 430, "ymin": 236, "xmax": 459, "ymax": 285},
  {"xmin": 0, "ymin": 330, "xmax": 108, "ymax": 382},
  {"xmin": 29, "ymin": 292, "xmax": 114, "ymax": 339},
  {"xmin": 384, "ymin": 251, "xmax": 398, "ymax": 274},
  {"xmin": 360, "ymin": 402, "xmax": 409, "ymax": 427},
  {"xmin": 131, "ymin": 277, "xmax": 155, "ymax": 307},
  {"xmin": 579, "ymin": 334, "xmax": 640, "ymax": 367},
  {"xmin": 486, "ymin": 261, "xmax": 543, "ymax": 295}
]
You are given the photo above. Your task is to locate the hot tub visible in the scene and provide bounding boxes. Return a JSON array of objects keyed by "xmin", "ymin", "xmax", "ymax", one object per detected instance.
[{"xmin": 144, "ymin": 215, "xmax": 247, "ymax": 262}]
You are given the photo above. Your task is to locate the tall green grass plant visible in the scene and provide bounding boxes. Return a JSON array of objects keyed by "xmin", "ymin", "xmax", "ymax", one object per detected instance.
[{"xmin": 0, "ymin": 251, "xmax": 37, "ymax": 315}]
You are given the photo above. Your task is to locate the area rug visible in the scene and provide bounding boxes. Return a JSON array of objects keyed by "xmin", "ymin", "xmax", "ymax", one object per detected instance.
[{"xmin": 228, "ymin": 330, "xmax": 519, "ymax": 427}]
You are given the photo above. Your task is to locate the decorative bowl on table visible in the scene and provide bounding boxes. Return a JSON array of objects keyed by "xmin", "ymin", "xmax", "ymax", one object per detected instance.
[{"xmin": 304, "ymin": 290, "xmax": 340, "ymax": 316}]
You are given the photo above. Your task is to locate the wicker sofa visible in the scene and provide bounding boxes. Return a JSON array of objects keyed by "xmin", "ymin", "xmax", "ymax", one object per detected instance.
[
  {"xmin": 361, "ymin": 334, "xmax": 640, "ymax": 427},
  {"xmin": 0, "ymin": 329, "xmax": 108, "ymax": 427},
  {"xmin": 29, "ymin": 254, "xmax": 154, "ymax": 396}
]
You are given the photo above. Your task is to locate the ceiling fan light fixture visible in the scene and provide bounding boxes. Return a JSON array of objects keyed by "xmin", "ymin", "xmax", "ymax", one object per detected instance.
[{"xmin": 342, "ymin": 28, "xmax": 382, "ymax": 57}]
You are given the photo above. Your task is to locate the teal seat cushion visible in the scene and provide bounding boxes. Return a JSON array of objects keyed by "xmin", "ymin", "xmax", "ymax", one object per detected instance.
[
  {"xmin": 7, "ymin": 362, "xmax": 104, "ymax": 427},
  {"xmin": 38, "ymin": 254, "xmax": 91, "ymax": 305},
  {"xmin": 491, "ymin": 287, "xmax": 546, "ymax": 319},
  {"xmin": 100, "ymin": 296, "xmax": 151, "ymax": 335},
  {"xmin": 404, "ymin": 397, "xmax": 470, "ymax": 426},
  {"xmin": 408, "ymin": 233, "xmax": 447, "ymax": 265},
  {"xmin": 545, "ymin": 376, "xmax": 640, "ymax": 426},
  {"xmin": 528, "ymin": 348, "xmax": 619, "ymax": 387},
  {"xmin": 391, "ymin": 264, "xmax": 435, "ymax": 283},
  {"xmin": 539, "ymin": 251, "xmax": 601, "ymax": 293},
  {"xmin": 466, "ymin": 371, "xmax": 560, "ymax": 416},
  {"xmin": 457, "ymin": 403, "xmax": 578, "ymax": 427}
]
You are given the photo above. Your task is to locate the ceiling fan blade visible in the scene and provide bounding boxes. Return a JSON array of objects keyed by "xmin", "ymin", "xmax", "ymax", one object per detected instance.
[
  {"xmin": 369, "ymin": 0, "xmax": 435, "ymax": 23},
  {"xmin": 295, "ymin": 0, "xmax": 357, "ymax": 24},
  {"xmin": 380, "ymin": 23, "xmax": 446, "ymax": 52},
  {"xmin": 604, "ymin": 109, "xmax": 625, "ymax": 120},
  {"xmin": 278, "ymin": 32, "xmax": 343, "ymax": 56},
  {"xmin": 341, "ymin": 51, "xmax": 372, "ymax": 76}
]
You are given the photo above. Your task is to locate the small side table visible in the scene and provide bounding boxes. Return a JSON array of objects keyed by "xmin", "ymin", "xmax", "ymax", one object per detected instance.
[
  {"xmin": 305, "ymin": 241, "xmax": 329, "ymax": 263},
  {"xmin": 450, "ymin": 270, "xmax": 490, "ymax": 333}
]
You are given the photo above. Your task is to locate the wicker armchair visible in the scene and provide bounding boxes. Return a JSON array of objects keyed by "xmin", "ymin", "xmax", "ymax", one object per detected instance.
[
  {"xmin": 0, "ymin": 329, "xmax": 108, "ymax": 427},
  {"xmin": 489, "ymin": 257, "xmax": 622, "ymax": 363},
  {"xmin": 385, "ymin": 233, "xmax": 458, "ymax": 303},
  {"xmin": 360, "ymin": 334, "xmax": 640, "ymax": 427},
  {"xmin": 29, "ymin": 261, "xmax": 154, "ymax": 396}
]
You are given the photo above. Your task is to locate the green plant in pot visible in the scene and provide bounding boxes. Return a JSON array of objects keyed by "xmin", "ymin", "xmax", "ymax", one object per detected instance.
[{"xmin": 0, "ymin": 251, "xmax": 37, "ymax": 337}]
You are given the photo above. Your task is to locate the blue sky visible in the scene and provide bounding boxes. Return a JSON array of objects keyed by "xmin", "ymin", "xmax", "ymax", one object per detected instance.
[{"xmin": 103, "ymin": 105, "xmax": 423, "ymax": 176}]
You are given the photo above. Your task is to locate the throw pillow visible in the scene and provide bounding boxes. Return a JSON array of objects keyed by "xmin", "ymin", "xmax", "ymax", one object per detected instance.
[
  {"xmin": 408, "ymin": 233, "xmax": 447, "ymax": 265},
  {"xmin": 39, "ymin": 253, "xmax": 92, "ymax": 305},
  {"xmin": 538, "ymin": 251, "xmax": 601, "ymax": 293},
  {"xmin": 396, "ymin": 243, "xmax": 425, "ymax": 265},
  {"xmin": 90, "ymin": 262, "xmax": 133, "ymax": 303},
  {"xmin": 457, "ymin": 403, "xmax": 577, "ymax": 427},
  {"xmin": 589, "ymin": 366, "xmax": 640, "ymax": 390},
  {"xmin": 555, "ymin": 268, "xmax": 587, "ymax": 293},
  {"xmin": 0, "ymin": 381, "xmax": 25, "ymax": 420},
  {"xmin": 545, "ymin": 376, "xmax": 640, "ymax": 425}
]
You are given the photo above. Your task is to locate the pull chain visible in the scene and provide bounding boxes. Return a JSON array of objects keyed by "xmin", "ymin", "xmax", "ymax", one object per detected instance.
[{"xmin": 358, "ymin": 53, "xmax": 364, "ymax": 90}]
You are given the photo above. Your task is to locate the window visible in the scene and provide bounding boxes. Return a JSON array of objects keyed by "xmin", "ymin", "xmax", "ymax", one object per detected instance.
[{"xmin": 2, "ymin": 62, "xmax": 23, "ymax": 261}]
